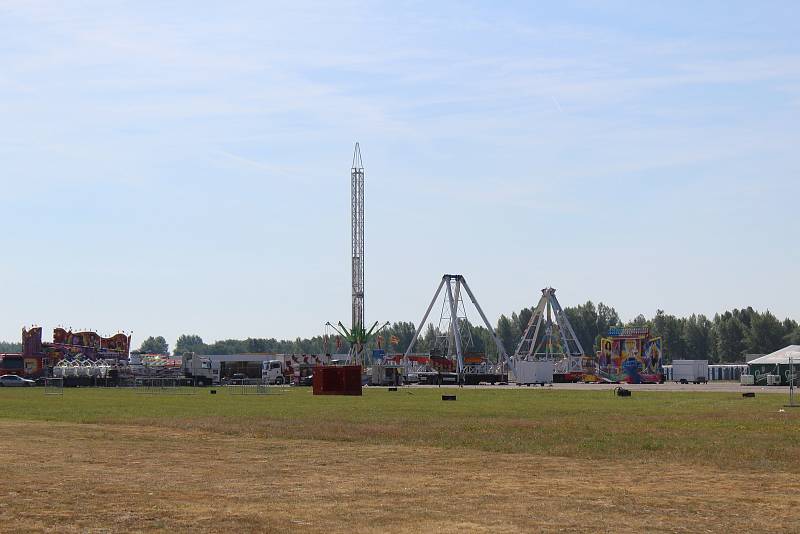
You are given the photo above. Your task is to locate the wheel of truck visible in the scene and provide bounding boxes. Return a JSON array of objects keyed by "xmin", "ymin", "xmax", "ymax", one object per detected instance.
[{"xmin": 275, "ymin": 376, "xmax": 284, "ymax": 385}]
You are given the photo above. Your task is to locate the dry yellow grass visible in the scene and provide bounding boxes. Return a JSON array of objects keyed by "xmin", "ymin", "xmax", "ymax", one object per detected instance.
[{"xmin": 2, "ymin": 420, "xmax": 799, "ymax": 533}]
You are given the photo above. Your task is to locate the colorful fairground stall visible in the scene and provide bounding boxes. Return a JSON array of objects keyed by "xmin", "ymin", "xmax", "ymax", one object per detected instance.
[
  {"xmin": 596, "ymin": 327, "xmax": 664, "ymax": 383},
  {"xmin": 0, "ymin": 326, "xmax": 131, "ymax": 378},
  {"xmin": 0, "ymin": 327, "xmax": 47, "ymax": 377}
]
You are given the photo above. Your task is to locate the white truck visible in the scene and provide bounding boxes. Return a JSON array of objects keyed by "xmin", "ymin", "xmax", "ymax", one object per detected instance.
[
  {"xmin": 181, "ymin": 353, "xmax": 214, "ymax": 386},
  {"xmin": 513, "ymin": 360, "xmax": 554, "ymax": 386},
  {"xmin": 671, "ymin": 360, "xmax": 708, "ymax": 384},
  {"xmin": 261, "ymin": 359, "xmax": 289, "ymax": 385}
]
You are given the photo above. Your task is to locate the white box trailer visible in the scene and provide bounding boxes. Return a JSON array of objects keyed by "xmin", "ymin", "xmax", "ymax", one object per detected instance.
[
  {"xmin": 513, "ymin": 360, "xmax": 554, "ymax": 385},
  {"xmin": 671, "ymin": 360, "xmax": 708, "ymax": 384},
  {"xmin": 371, "ymin": 364, "xmax": 404, "ymax": 386}
]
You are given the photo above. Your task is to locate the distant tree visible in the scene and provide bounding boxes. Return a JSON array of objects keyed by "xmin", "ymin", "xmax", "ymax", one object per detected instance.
[
  {"xmin": 471, "ymin": 325, "xmax": 499, "ymax": 361},
  {"xmin": 139, "ymin": 336, "xmax": 169, "ymax": 355},
  {"xmin": 596, "ymin": 302, "xmax": 621, "ymax": 332},
  {"xmin": 509, "ymin": 312, "xmax": 522, "ymax": 343},
  {"xmin": 684, "ymin": 314, "xmax": 712, "ymax": 360},
  {"xmin": 0, "ymin": 341, "xmax": 22, "ymax": 353},
  {"xmin": 745, "ymin": 311, "xmax": 785, "ymax": 354},
  {"xmin": 416, "ymin": 323, "xmax": 438, "ymax": 353},
  {"xmin": 785, "ymin": 327, "xmax": 800, "ymax": 346},
  {"xmin": 565, "ymin": 301, "xmax": 599, "ymax": 354},
  {"xmin": 496, "ymin": 314, "xmax": 516, "ymax": 355},
  {"xmin": 782, "ymin": 318, "xmax": 798, "ymax": 335},
  {"xmin": 652, "ymin": 311, "xmax": 687, "ymax": 361},
  {"xmin": 627, "ymin": 314, "xmax": 648, "ymax": 327},
  {"xmin": 386, "ymin": 321, "xmax": 417, "ymax": 353},
  {"xmin": 714, "ymin": 312, "xmax": 746, "ymax": 362},
  {"xmin": 517, "ymin": 307, "xmax": 533, "ymax": 334},
  {"xmin": 735, "ymin": 307, "xmax": 757, "ymax": 330},
  {"xmin": 174, "ymin": 334, "xmax": 206, "ymax": 355}
]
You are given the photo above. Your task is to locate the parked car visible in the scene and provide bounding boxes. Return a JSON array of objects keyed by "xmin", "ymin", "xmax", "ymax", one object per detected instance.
[
  {"xmin": 299, "ymin": 374, "xmax": 314, "ymax": 387},
  {"xmin": 0, "ymin": 375, "xmax": 35, "ymax": 387}
]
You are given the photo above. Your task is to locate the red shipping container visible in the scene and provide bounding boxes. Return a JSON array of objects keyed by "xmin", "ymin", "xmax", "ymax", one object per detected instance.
[{"xmin": 313, "ymin": 365, "xmax": 362, "ymax": 396}]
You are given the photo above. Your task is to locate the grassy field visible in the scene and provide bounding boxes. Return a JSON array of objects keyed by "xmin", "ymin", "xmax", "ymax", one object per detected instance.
[
  {"xmin": 2, "ymin": 386, "xmax": 799, "ymax": 532},
  {"xmin": 1, "ymin": 386, "xmax": 799, "ymax": 470}
]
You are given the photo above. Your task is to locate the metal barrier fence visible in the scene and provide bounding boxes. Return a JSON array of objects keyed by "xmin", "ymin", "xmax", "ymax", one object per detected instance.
[
  {"xmin": 43, "ymin": 377, "xmax": 64, "ymax": 395},
  {"xmin": 135, "ymin": 377, "xmax": 198, "ymax": 394},
  {"xmin": 225, "ymin": 379, "xmax": 272, "ymax": 395}
]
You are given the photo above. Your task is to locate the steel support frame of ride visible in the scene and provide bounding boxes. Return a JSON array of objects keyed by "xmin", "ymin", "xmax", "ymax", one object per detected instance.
[
  {"xmin": 514, "ymin": 287, "xmax": 585, "ymax": 373},
  {"xmin": 403, "ymin": 274, "xmax": 515, "ymax": 379},
  {"xmin": 425, "ymin": 277, "xmax": 473, "ymax": 371}
]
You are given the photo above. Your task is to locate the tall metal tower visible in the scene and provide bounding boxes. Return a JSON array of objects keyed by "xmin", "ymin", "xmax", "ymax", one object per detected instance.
[
  {"xmin": 351, "ymin": 143, "xmax": 365, "ymax": 334},
  {"xmin": 326, "ymin": 143, "xmax": 385, "ymax": 366}
]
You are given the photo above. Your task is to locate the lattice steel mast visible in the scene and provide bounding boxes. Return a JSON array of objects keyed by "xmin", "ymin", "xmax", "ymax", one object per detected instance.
[
  {"xmin": 326, "ymin": 143, "xmax": 386, "ymax": 365},
  {"xmin": 351, "ymin": 143, "xmax": 365, "ymax": 336}
]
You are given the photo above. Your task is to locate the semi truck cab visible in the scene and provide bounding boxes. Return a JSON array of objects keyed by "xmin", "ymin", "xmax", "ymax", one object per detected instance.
[
  {"xmin": 181, "ymin": 353, "xmax": 213, "ymax": 386},
  {"xmin": 262, "ymin": 360, "xmax": 287, "ymax": 385}
]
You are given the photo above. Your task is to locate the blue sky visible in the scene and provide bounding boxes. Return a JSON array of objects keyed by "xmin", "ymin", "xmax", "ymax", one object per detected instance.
[{"xmin": 1, "ymin": 1, "xmax": 798, "ymax": 347}]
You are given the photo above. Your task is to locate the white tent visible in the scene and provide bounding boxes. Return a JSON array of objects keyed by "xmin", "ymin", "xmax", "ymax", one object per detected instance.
[{"xmin": 748, "ymin": 346, "xmax": 800, "ymax": 365}]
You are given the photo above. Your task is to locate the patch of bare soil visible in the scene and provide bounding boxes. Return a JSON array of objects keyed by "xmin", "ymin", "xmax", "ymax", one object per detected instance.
[{"xmin": 0, "ymin": 420, "xmax": 797, "ymax": 533}]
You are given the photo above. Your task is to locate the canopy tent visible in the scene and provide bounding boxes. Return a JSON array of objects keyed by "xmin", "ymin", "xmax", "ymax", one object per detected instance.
[
  {"xmin": 748, "ymin": 346, "xmax": 800, "ymax": 365},
  {"xmin": 748, "ymin": 346, "xmax": 800, "ymax": 385}
]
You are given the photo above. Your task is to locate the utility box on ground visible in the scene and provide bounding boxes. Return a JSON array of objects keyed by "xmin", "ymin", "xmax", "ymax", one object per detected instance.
[
  {"xmin": 671, "ymin": 360, "xmax": 708, "ymax": 384},
  {"xmin": 313, "ymin": 365, "xmax": 363, "ymax": 396},
  {"xmin": 767, "ymin": 374, "xmax": 782, "ymax": 386},
  {"xmin": 740, "ymin": 374, "xmax": 755, "ymax": 386},
  {"xmin": 514, "ymin": 360, "xmax": 554, "ymax": 385}
]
